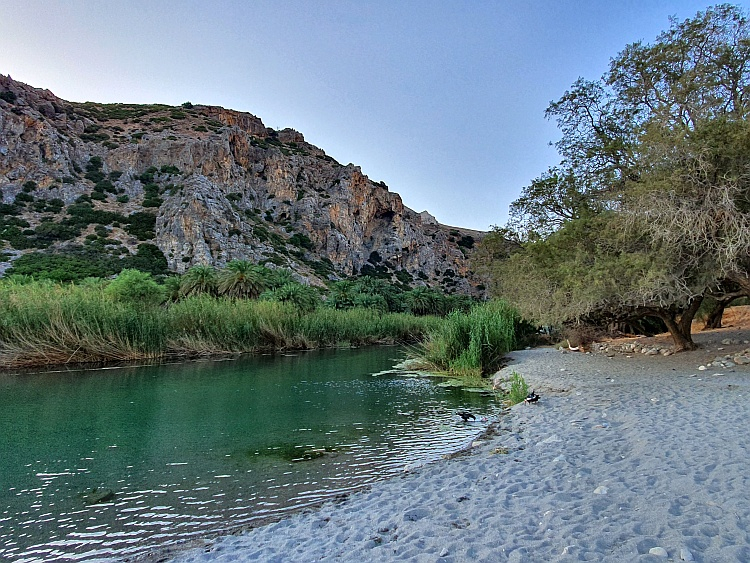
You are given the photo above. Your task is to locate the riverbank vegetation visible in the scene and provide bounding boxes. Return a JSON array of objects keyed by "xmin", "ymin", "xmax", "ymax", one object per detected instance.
[
  {"xmin": 413, "ymin": 300, "xmax": 518, "ymax": 378},
  {"xmin": 0, "ymin": 273, "xmax": 447, "ymax": 368},
  {"xmin": 474, "ymin": 5, "xmax": 750, "ymax": 352}
]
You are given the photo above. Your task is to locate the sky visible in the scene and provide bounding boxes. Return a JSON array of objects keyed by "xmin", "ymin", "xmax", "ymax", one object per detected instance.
[{"xmin": 1, "ymin": 0, "xmax": 746, "ymax": 231}]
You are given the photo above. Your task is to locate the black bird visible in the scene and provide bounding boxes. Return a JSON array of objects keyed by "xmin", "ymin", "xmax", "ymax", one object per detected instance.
[
  {"xmin": 457, "ymin": 411, "xmax": 476, "ymax": 422},
  {"xmin": 524, "ymin": 390, "xmax": 540, "ymax": 404}
]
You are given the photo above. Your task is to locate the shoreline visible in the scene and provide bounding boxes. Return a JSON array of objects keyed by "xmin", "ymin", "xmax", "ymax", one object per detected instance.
[
  {"xmin": 0, "ymin": 340, "xmax": 407, "ymax": 375},
  {"xmin": 161, "ymin": 338, "xmax": 750, "ymax": 562}
]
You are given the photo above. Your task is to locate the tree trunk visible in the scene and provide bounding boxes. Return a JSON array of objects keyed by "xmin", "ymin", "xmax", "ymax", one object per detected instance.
[
  {"xmin": 702, "ymin": 301, "xmax": 726, "ymax": 330},
  {"xmin": 660, "ymin": 314, "xmax": 696, "ymax": 351},
  {"xmin": 702, "ymin": 291, "xmax": 744, "ymax": 331},
  {"xmin": 678, "ymin": 295, "xmax": 703, "ymax": 340},
  {"xmin": 655, "ymin": 295, "xmax": 703, "ymax": 351}
]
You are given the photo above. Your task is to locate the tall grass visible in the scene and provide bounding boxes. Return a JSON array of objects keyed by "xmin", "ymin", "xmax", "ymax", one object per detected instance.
[
  {"xmin": 505, "ymin": 371, "xmax": 530, "ymax": 405},
  {"xmin": 415, "ymin": 300, "xmax": 519, "ymax": 377},
  {"xmin": 0, "ymin": 280, "xmax": 441, "ymax": 368}
]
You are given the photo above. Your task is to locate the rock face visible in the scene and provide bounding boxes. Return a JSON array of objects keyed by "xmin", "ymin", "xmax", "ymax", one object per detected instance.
[{"xmin": 0, "ymin": 75, "xmax": 483, "ymax": 291}]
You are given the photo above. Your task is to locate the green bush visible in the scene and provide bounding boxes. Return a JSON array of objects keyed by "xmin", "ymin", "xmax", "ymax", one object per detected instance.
[
  {"xmin": 65, "ymin": 202, "xmax": 127, "ymax": 227},
  {"xmin": 125, "ymin": 212, "xmax": 157, "ymax": 240},
  {"xmin": 289, "ymin": 232, "xmax": 314, "ymax": 250},
  {"xmin": 104, "ymin": 269, "xmax": 165, "ymax": 307},
  {"xmin": 33, "ymin": 221, "xmax": 79, "ymax": 244},
  {"xmin": 96, "ymin": 179, "xmax": 116, "ymax": 193},
  {"xmin": 45, "ymin": 198, "xmax": 65, "ymax": 213},
  {"xmin": 142, "ymin": 197, "xmax": 163, "ymax": 208},
  {"xmin": 0, "ymin": 91, "xmax": 17, "ymax": 104},
  {"xmin": 5, "ymin": 251, "xmax": 119, "ymax": 281},
  {"xmin": 122, "ymin": 243, "xmax": 169, "ymax": 276}
]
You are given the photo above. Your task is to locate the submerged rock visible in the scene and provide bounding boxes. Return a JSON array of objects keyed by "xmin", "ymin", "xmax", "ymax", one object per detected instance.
[{"xmin": 81, "ymin": 488, "xmax": 115, "ymax": 504}]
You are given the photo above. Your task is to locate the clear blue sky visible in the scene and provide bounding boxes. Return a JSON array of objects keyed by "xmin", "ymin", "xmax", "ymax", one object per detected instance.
[{"xmin": 1, "ymin": 1, "xmax": 745, "ymax": 230}]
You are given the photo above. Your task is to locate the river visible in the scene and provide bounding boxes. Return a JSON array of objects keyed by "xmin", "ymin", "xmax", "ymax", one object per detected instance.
[{"xmin": 0, "ymin": 346, "xmax": 498, "ymax": 561}]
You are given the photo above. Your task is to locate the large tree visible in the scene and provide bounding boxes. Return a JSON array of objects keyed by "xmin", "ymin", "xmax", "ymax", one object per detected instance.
[{"xmin": 488, "ymin": 4, "xmax": 750, "ymax": 350}]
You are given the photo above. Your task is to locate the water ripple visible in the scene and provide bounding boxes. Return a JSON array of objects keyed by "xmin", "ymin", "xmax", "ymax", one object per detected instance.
[{"xmin": 0, "ymin": 347, "xmax": 498, "ymax": 561}]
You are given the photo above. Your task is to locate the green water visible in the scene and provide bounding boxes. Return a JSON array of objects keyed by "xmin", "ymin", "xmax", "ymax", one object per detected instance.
[{"xmin": 0, "ymin": 346, "xmax": 498, "ymax": 561}]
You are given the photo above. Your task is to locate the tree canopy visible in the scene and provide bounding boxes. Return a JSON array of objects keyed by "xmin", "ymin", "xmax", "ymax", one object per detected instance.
[{"xmin": 483, "ymin": 4, "xmax": 750, "ymax": 350}]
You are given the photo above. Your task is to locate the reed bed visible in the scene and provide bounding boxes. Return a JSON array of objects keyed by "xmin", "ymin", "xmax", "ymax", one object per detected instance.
[
  {"xmin": 0, "ymin": 281, "xmax": 441, "ymax": 369},
  {"xmin": 414, "ymin": 300, "xmax": 519, "ymax": 377}
]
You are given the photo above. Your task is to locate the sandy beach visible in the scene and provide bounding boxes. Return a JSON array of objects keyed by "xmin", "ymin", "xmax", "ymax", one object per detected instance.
[{"xmin": 166, "ymin": 329, "xmax": 750, "ymax": 562}]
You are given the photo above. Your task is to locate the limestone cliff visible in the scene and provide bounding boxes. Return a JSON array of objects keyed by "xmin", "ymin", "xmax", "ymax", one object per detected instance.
[{"xmin": 0, "ymin": 75, "xmax": 483, "ymax": 291}]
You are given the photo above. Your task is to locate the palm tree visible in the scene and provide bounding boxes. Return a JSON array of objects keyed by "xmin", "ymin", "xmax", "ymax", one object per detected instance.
[
  {"xmin": 355, "ymin": 276, "xmax": 403, "ymax": 312},
  {"xmin": 327, "ymin": 280, "xmax": 357, "ymax": 310},
  {"xmin": 180, "ymin": 265, "xmax": 218, "ymax": 297},
  {"xmin": 217, "ymin": 260, "xmax": 266, "ymax": 299},
  {"xmin": 353, "ymin": 293, "xmax": 388, "ymax": 313},
  {"xmin": 405, "ymin": 287, "xmax": 441, "ymax": 316},
  {"xmin": 265, "ymin": 268, "xmax": 295, "ymax": 290},
  {"xmin": 264, "ymin": 282, "xmax": 320, "ymax": 313}
]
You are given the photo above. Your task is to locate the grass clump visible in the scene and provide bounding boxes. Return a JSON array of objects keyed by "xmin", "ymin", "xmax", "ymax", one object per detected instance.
[
  {"xmin": 504, "ymin": 371, "xmax": 530, "ymax": 406},
  {"xmin": 414, "ymin": 300, "xmax": 518, "ymax": 377}
]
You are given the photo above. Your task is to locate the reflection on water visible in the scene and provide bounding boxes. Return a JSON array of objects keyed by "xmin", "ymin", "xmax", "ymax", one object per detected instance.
[{"xmin": 0, "ymin": 346, "xmax": 498, "ymax": 561}]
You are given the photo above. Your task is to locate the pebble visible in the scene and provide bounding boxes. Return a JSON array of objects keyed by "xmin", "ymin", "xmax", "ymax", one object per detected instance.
[
  {"xmin": 680, "ymin": 546, "xmax": 695, "ymax": 561},
  {"xmin": 439, "ymin": 547, "xmax": 449, "ymax": 557},
  {"xmin": 593, "ymin": 486, "xmax": 608, "ymax": 495},
  {"xmin": 649, "ymin": 546, "xmax": 668, "ymax": 557},
  {"xmin": 698, "ymin": 365, "xmax": 707, "ymax": 371}
]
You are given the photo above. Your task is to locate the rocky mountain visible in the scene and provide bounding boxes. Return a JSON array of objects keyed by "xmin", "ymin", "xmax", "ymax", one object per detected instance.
[{"xmin": 0, "ymin": 75, "xmax": 483, "ymax": 292}]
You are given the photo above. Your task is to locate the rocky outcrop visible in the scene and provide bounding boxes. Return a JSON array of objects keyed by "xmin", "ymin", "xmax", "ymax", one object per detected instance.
[{"xmin": 0, "ymin": 74, "xmax": 483, "ymax": 291}]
